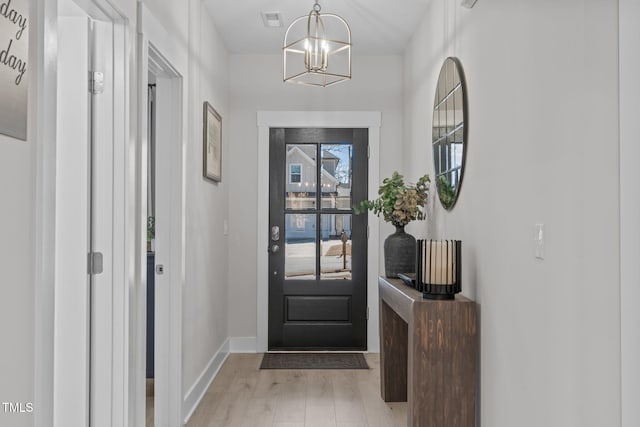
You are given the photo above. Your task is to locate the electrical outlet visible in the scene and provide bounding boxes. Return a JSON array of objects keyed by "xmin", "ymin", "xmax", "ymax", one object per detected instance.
[{"xmin": 223, "ymin": 220, "xmax": 228, "ymax": 236}]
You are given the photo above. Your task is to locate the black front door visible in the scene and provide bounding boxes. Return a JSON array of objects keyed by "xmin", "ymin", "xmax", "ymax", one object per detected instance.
[{"xmin": 268, "ymin": 128, "xmax": 368, "ymax": 350}]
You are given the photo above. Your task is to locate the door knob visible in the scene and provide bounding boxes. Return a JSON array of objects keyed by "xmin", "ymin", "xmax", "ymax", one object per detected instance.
[{"xmin": 270, "ymin": 244, "xmax": 280, "ymax": 254}]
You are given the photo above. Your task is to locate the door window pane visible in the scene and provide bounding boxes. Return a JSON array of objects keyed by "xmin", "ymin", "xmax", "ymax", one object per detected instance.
[
  {"xmin": 320, "ymin": 214, "xmax": 352, "ymax": 280},
  {"xmin": 286, "ymin": 144, "xmax": 317, "ymax": 209},
  {"xmin": 285, "ymin": 214, "xmax": 317, "ymax": 280},
  {"xmin": 321, "ymin": 144, "xmax": 352, "ymax": 210}
]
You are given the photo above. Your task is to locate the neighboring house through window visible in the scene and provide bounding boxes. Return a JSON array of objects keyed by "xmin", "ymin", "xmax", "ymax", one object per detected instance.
[{"xmin": 289, "ymin": 163, "xmax": 302, "ymax": 183}]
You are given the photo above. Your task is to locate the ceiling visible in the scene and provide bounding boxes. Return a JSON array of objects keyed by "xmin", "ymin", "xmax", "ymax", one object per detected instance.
[{"xmin": 203, "ymin": 0, "xmax": 431, "ymax": 55}]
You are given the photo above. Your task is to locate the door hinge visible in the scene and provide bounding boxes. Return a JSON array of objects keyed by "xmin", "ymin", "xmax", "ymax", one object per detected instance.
[
  {"xmin": 367, "ymin": 225, "xmax": 370, "ymax": 239},
  {"xmin": 89, "ymin": 71, "xmax": 104, "ymax": 94},
  {"xmin": 88, "ymin": 252, "xmax": 103, "ymax": 275},
  {"xmin": 367, "ymin": 144, "xmax": 370, "ymax": 158},
  {"xmin": 366, "ymin": 306, "xmax": 369, "ymax": 320}
]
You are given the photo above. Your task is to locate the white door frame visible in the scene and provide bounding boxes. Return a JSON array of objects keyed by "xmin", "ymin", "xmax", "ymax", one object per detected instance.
[
  {"xmin": 34, "ymin": 0, "xmax": 130, "ymax": 425},
  {"xmin": 619, "ymin": 1, "xmax": 640, "ymax": 426},
  {"xmin": 134, "ymin": 4, "xmax": 186, "ymax": 426},
  {"xmin": 256, "ymin": 111, "xmax": 381, "ymax": 353},
  {"xmin": 55, "ymin": 14, "xmax": 92, "ymax": 426}
]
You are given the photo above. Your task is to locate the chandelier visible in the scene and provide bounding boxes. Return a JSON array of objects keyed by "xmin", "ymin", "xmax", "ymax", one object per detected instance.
[{"xmin": 283, "ymin": 0, "xmax": 352, "ymax": 87}]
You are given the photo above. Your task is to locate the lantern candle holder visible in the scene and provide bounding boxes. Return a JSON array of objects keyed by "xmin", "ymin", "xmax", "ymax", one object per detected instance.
[{"xmin": 416, "ymin": 239, "xmax": 462, "ymax": 300}]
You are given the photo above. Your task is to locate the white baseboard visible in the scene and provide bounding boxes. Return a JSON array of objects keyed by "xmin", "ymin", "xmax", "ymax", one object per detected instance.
[
  {"xmin": 182, "ymin": 338, "xmax": 230, "ymax": 424},
  {"xmin": 230, "ymin": 336, "xmax": 257, "ymax": 353}
]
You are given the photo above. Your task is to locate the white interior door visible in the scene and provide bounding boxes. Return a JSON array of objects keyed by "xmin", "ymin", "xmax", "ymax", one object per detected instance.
[
  {"xmin": 89, "ymin": 18, "xmax": 115, "ymax": 427},
  {"xmin": 55, "ymin": 14, "xmax": 91, "ymax": 427},
  {"xmin": 55, "ymin": 6, "xmax": 115, "ymax": 426},
  {"xmin": 152, "ymin": 73, "xmax": 184, "ymax": 427}
]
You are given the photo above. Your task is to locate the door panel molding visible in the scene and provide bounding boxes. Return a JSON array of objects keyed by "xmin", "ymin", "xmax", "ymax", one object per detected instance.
[
  {"xmin": 286, "ymin": 296, "xmax": 352, "ymax": 322},
  {"xmin": 257, "ymin": 111, "xmax": 381, "ymax": 353}
]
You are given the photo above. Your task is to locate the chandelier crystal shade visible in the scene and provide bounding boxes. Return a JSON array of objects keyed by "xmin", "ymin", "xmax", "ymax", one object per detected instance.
[{"xmin": 283, "ymin": 0, "xmax": 352, "ymax": 87}]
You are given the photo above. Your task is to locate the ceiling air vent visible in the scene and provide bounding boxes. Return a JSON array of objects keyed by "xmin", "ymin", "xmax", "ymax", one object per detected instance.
[{"xmin": 261, "ymin": 11, "xmax": 283, "ymax": 28}]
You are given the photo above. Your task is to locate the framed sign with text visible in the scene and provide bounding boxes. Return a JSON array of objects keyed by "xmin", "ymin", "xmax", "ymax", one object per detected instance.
[{"xmin": 0, "ymin": 0, "xmax": 28, "ymax": 140}]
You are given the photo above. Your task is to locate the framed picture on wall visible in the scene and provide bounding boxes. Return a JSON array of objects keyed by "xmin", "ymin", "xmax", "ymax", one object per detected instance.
[{"xmin": 203, "ymin": 101, "xmax": 222, "ymax": 182}]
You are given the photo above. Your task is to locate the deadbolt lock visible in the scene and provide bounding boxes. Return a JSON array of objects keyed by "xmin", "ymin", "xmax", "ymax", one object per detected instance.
[{"xmin": 271, "ymin": 225, "xmax": 280, "ymax": 241}]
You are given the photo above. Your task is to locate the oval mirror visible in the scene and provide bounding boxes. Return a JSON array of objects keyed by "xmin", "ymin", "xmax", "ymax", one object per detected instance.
[{"xmin": 432, "ymin": 57, "xmax": 467, "ymax": 210}]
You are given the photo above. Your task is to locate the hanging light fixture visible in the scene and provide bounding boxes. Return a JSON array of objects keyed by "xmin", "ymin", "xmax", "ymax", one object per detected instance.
[{"xmin": 283, "ymin": 0, "xmax": 351, "ymax": 87}]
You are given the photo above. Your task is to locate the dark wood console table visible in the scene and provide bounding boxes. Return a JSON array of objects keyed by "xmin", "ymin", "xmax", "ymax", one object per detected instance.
[{"xmin": 378, "ymin": 276, "xmax": 478, "ymax": 427}]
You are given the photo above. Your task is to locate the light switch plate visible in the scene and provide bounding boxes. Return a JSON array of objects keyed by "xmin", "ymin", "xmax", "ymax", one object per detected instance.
[
  {"xmin": 534, "ymin": 224, "xmax": 544, "ymax": 260},
  {"xmin": 461, "ymin": 0, "xmax": 478, "ymax": 8}
]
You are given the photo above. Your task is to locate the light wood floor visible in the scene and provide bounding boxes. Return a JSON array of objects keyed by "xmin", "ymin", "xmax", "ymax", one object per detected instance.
[
  {"xmin": 146, "ymin": 379, "xmax": 154, "ymax": 426},
  {"xmin": 185, "ymin": 353, "xmax": 407, "ymax": 427}
]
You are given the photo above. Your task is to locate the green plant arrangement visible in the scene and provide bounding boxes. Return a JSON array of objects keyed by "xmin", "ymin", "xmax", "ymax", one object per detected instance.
[
  {"xmin": 437, "ymin": 175, "xmax": 456, "ymax": 210},
  {"xmin": 147, "ymin": 216, "xmax": 155, "ymax": 242},
  {"xmin": 355, "ymin": 171, "xmax": 430, "ymax": 227}
]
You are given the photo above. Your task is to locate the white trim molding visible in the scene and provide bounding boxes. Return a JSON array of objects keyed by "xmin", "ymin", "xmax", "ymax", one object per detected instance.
[
  {"xmin": 33, "ymin": 1, "xmax": 58, "ymax": 425},
  {"xmin": 182, "ymin": 339, "xmax": 230, "ymax": 424},
  {"xmin": 256, "ymin": 111, "xmax": 382, "ymax": 353},
  {"xmin": 620, "ymin": 1, "xmax": 640, "ymax": 426}
]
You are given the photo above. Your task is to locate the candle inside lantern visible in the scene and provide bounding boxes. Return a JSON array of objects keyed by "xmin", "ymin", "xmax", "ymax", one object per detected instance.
[{"xmin": 422, "ymin": 240, "xmax": 457, "ymax": 285}]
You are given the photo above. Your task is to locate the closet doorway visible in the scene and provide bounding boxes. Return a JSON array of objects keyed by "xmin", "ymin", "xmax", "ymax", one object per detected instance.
[{"xmin": 141, "ymin": 43, "xmax": 185, "ymax": 426}]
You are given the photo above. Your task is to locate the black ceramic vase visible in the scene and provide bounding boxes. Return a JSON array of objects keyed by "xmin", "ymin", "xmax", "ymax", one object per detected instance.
[{"xmin": 384, "ymin": 226, "xmax": 416, "ymax": 278}]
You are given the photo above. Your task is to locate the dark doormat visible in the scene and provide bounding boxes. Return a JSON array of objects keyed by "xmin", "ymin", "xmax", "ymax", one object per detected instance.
[{"xmin": 260, "ymin": 353, "xmax": 369, "ymax": 370}]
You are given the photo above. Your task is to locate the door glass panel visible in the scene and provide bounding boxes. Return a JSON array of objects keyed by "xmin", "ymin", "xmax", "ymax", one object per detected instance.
[
  {"xmin": 320, "ymin": 214, "xmax": 352, "ymax": 280},
  {"xmin": 321, "ymin": 144, "xmax": 352, "ymax": 210},
  {"xmin": 285, "ymin": 214, "xmax": 317, "ymax": 280},
  {"xmin": 286, "ymin": 144, "xmax": 317, "ymax": 209}
]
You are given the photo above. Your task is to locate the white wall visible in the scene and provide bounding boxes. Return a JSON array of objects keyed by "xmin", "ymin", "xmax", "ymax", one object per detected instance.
[
  {"xmin": 0, "ymin": 1, "xmax": 39, "ymax": 423},
  {"xmin": 404, "ymin": 1, "xmax": 620, "ymax": 426},
  {"xmin": 184, "ymin": 0, "xmax": 230, "ymax": 393},
  {"xmin": 227, "ymin": 54, "xmax": 404, "ymax": 342},
  {"xmin": 0, "ymin": 117, "xmax": 34, "ymax": 427},
  {"xmin": 143, "ymin": 0, "xmax": 231, "ymax": 397}
]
